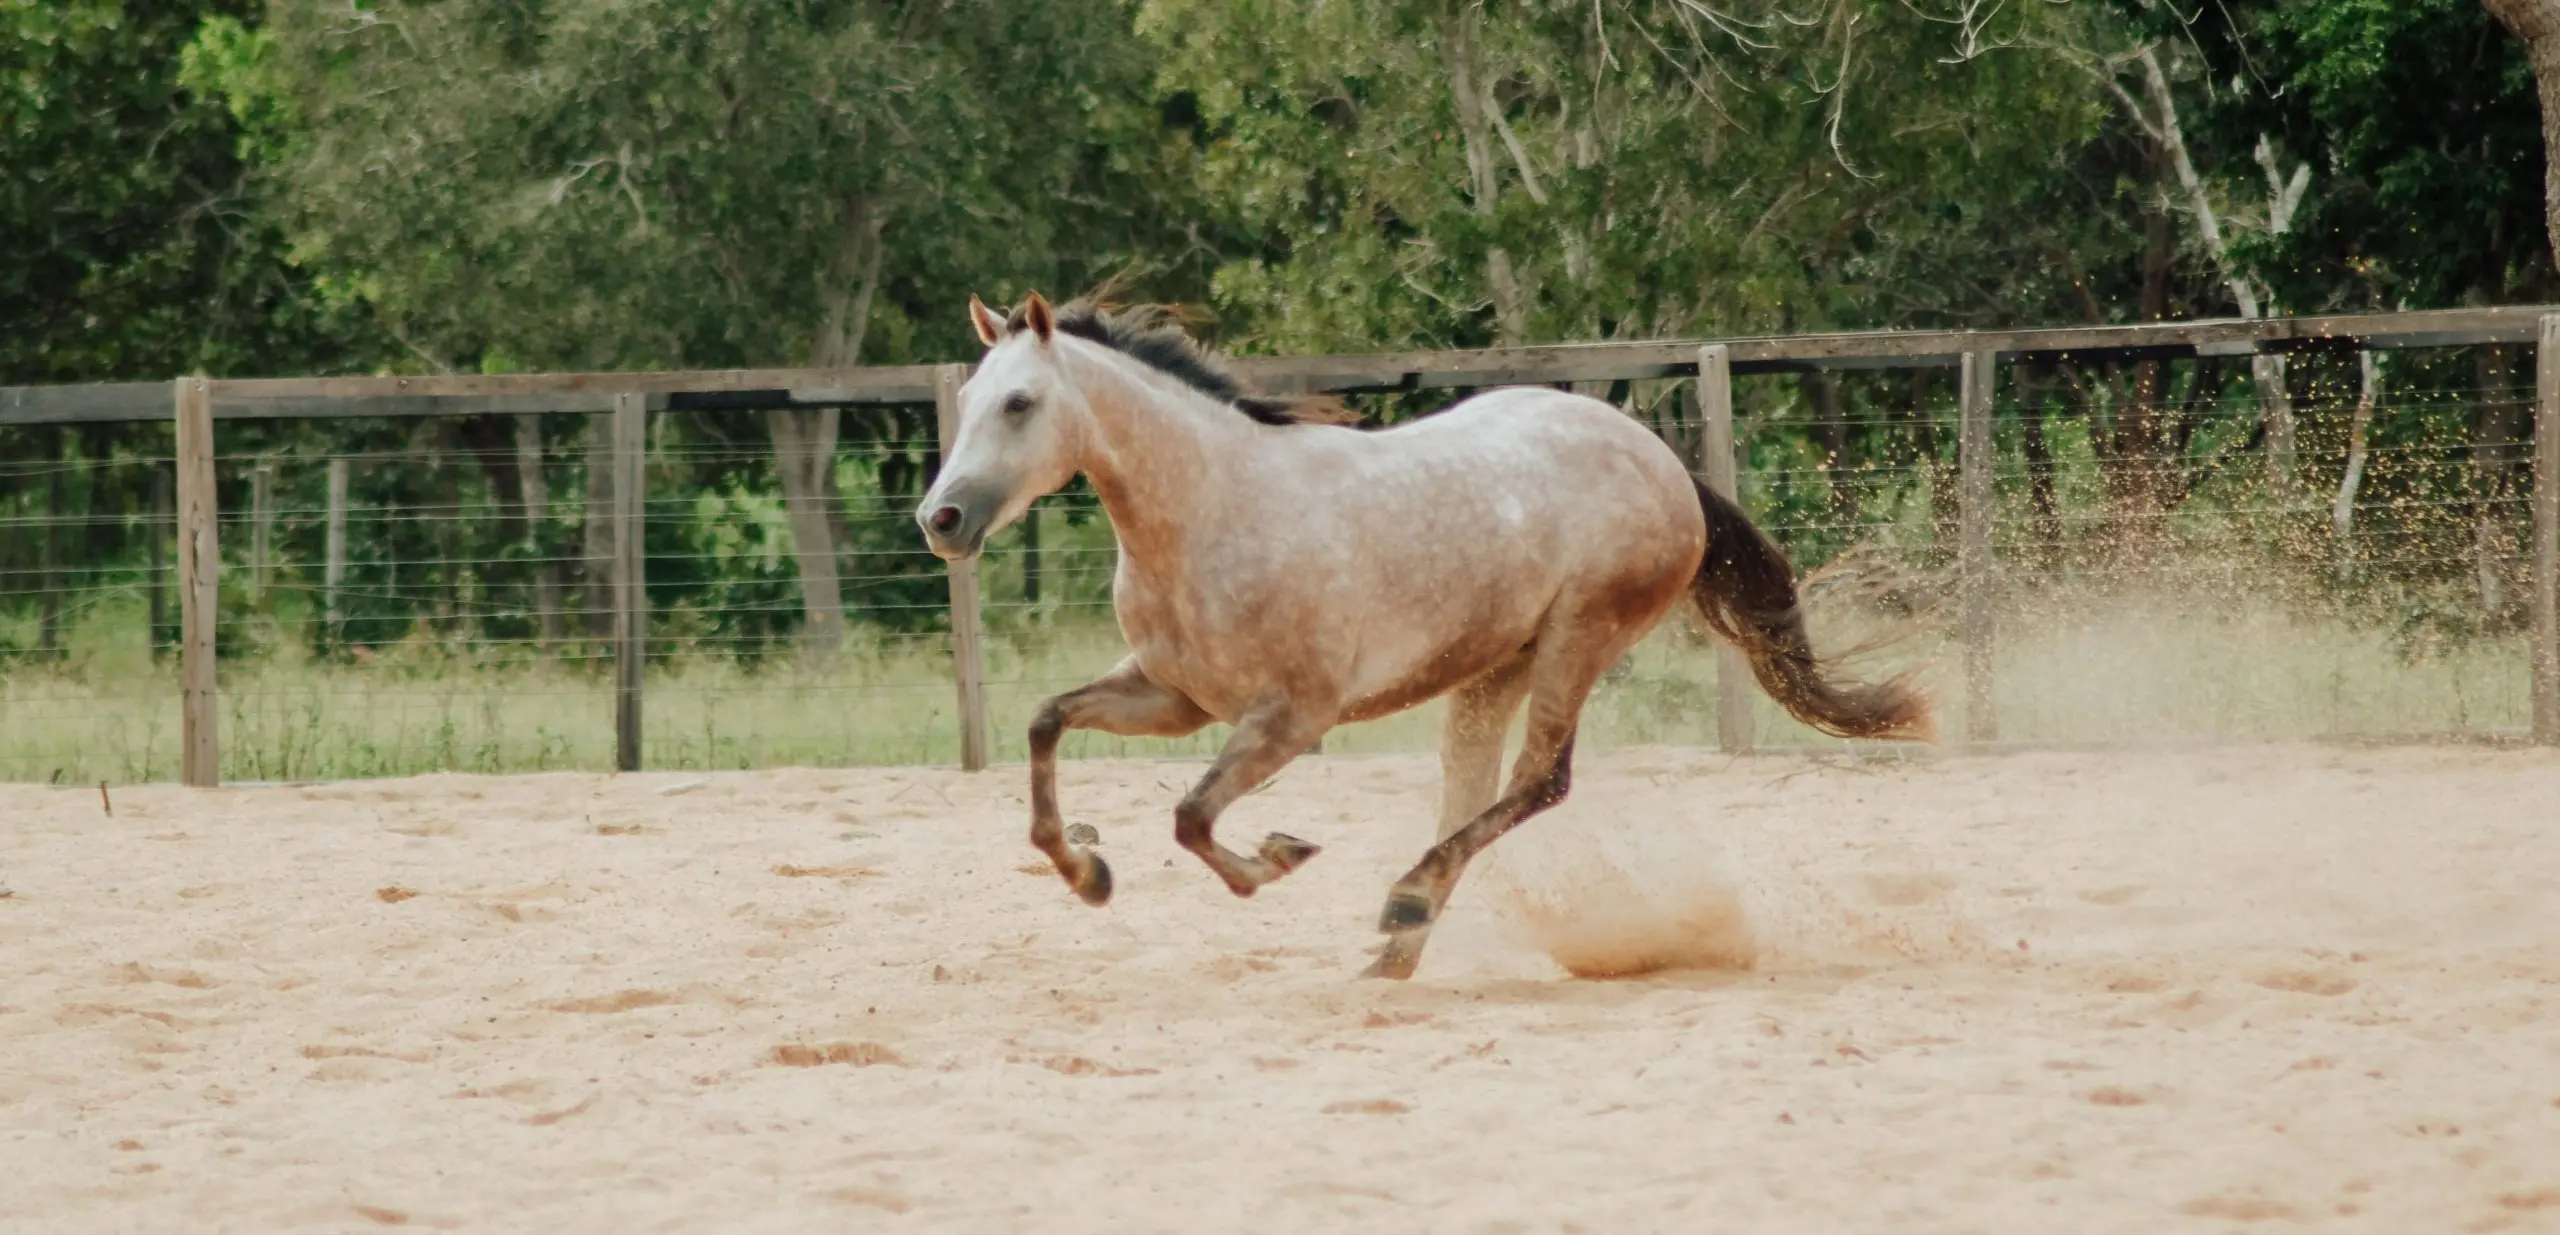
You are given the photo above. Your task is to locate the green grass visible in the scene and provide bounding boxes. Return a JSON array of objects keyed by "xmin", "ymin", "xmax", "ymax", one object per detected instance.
[{"xmin": 0, "ymin": 576, "xmax": 2534, "ymax": 785}]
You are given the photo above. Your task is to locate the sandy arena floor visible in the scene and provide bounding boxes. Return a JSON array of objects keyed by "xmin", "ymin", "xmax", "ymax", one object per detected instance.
[{"xmin": 4, "ymin": 744, "xmax": 2559, "ymax": 1233}]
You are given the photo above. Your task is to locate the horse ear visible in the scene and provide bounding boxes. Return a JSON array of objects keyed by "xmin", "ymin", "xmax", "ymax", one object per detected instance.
[
  {"xmin": 1021, "ymin": 291, "xmax": 1055, "ymax": 344},
  {"xmin": 967, "ymin": 295, "xmax": 1005, "ymax": 348}
]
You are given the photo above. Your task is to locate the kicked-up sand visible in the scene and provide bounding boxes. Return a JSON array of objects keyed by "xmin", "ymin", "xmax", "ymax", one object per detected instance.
[{"xmin": 3, "ymin": 743, "xmax": 2558, "ymax": 1232}]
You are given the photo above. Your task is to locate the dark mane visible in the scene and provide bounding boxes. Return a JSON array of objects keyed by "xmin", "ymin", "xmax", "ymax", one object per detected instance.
[{"xmin": 1007, "ymin": 298, "xmax": 1360, "ymax": 428}]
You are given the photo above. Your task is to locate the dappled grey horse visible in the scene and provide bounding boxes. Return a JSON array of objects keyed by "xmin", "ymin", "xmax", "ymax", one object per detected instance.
[{"xmin": 918, "ymin": 293, "xmax": 1931, "ymax": 978}]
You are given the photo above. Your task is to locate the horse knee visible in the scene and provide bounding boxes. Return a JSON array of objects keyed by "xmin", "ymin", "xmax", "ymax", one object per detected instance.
[
  {"xmin": 1028, "ymin": 702, "xmax": 1068, "ymax": 753},
  {"xmin": 1172, "ymin": 798, "xmax": 1216, "ymax": 853}
]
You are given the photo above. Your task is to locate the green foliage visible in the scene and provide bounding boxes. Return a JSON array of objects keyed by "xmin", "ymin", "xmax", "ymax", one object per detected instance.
[
  {"xmin": 2187, "ymin": 0, "xmax": 2553, "ymax": 307},
  {"xmin": 204, "ymin": 0, "xmax": 1215, "ymax": 373},
  {"xmin": 7, "ymin": 0, "xmax": 2556, "ymax": 780},
  {"xmin": 1145, "ymin": 0, "xmax": 2138, "ymax": 356},
  {"xmin": 0, "ymin": 0, "xmax": 372, "ymax": 384}
]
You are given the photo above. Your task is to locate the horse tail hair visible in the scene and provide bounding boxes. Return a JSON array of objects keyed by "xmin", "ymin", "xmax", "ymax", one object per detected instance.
[{"xmin": 1688, "ymin": 478, "xmax": 1936, "ymax": 742}]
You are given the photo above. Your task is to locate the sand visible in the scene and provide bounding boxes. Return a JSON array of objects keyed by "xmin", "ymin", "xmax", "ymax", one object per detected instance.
[{"xmin": 4, "ymin": 743, "xmax": 2559, "ymax": 1233}]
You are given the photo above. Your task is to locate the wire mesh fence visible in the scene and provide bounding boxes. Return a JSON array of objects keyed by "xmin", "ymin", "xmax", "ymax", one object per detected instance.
[{"xmin": 2, "ymin": 341, "xmax": 2553, "ymax": 783}]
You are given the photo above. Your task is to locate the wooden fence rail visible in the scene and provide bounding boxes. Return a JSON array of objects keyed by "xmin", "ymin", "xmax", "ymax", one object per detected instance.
[{"xmin": 6, "ymin": 305, "xmax": 2555, "ymax": 784}]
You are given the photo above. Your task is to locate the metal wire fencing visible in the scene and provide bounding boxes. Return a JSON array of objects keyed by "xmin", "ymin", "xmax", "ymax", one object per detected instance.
[{"xmin": 1, "ymin": 343, "xmax": 2549, "ymax": 783}]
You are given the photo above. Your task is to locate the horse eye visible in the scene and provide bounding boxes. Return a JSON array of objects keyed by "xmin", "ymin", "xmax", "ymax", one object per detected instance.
[{"xmin": 1001, "ymin": 392, "xmax": 1035, "ymax": 417}]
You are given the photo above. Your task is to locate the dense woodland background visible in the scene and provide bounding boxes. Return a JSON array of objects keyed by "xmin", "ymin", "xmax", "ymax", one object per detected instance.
[{"xmin": 2, "ymin": 0, "xmax": 2553, "ymax": 697}]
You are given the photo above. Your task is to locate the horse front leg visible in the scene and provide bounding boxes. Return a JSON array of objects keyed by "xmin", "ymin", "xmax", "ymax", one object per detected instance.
[
  {"xmin": 1029, "ymin": 658, "xmax": 1211, "ymax": 906},
  {"xmin": 1172, "ymin": 697, "xmax": 1333, "ymax": 897}
]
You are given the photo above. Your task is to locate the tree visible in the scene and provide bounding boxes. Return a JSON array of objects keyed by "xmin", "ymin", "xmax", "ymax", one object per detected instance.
[
  {"xmin": 1, "ymin": 0, "xmax": 369, "ymax": 386},
  {"xmin": 204, "ymin": 0, "xmax": 1208, "ymax": 653},
  {"xmin": 3, "ymin": 1, "xmax": 373, "ymax": 665},
  {"xmin": 2483, "ymin": 0, "xmax": 2560, "ymax": 266}
]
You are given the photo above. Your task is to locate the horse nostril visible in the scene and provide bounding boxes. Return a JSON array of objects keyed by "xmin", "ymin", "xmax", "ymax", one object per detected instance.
[{"xmin": 928, "ymin": 505, "xmax": 964, "ymax": 534}]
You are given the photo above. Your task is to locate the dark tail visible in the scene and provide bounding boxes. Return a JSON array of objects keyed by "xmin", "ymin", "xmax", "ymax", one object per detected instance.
[{"xmin": 1689, "ymin": 478, "xmax": 1936, "ymax": 742}]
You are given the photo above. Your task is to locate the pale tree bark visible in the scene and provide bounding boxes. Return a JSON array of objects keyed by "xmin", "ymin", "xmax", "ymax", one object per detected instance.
[
  {"xmin": 515, "ymin": 415, "xmax": 565, "ymax": 653},
  {"xmin": 2125, "ymin": 47, "xmax": 2310, "ymax": 486},
  {"xmin": 770, "ymin": 406, "xmax": 848, "ymax": 659},
  {"xmin": 1442, "ymin": 6, "xmax": 1528, "ymax": 344},
  {"xmin": 2474, "ymin": 345, "xmax": 2529, "ymax": 618},
  {"xmin": 2484, "ymin": 0, "xmax": 2560, "ymax": 265},
  {"xmin": 581, "ymin": 419, "xmax": 615, "ymax": 639},
  {"xmin": 2331, "ymin": 350, "xmax": 2383, "ymax": 581},
  {"xmin": 770, "ymin": 198, "xmax": 886, "ymax": 662}
]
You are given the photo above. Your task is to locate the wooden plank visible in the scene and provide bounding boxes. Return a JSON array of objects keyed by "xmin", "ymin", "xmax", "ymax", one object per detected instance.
[
  {"xmin": 1696, "ymin": 345, "xmax": 1754, "ymax": 753},
  {"xmin": 13, "ymin": 306, "xmax": 2560, "ymax": 427},
  {"xmin": 175, "ymin": 378, "xmax": 221, "ymax": 788},
  {"xmin": 612, "ymin": 391, "xmax": 648, "ymax": 773},
  {"xmin": 222, "ymin": 392, "xmax": 623, "ymax": 420},
  {"xmin": 324, "ymin": 458, "xmax": 350, "ymax": 651},
  {"xmin": 2533, "ymin": 315, "xmax": 2560, "ymax": 744},
  {"xmin": 1959, "ymin": 351, "xmax": 1999, "ymax": 745},
  {"xmin": 0, "ymin": 381, "xmax": 166, "ymax": 424},
  {"xmin": 210, "ymin": 363, "xmax": 944, "ymax": 402},
  {"xmin": 934, "ymin": 364, "xmax": 991, "ymax": 771}
]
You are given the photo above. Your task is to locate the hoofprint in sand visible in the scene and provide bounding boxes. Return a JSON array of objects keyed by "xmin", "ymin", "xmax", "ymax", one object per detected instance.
[{"xmin": 4, "ymin": 744, "xmax": 2557, "ymax": 1232}]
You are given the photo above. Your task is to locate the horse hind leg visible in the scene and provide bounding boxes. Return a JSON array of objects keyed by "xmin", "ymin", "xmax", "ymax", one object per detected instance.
[
  {"xmin": 1172, "ymin": 698, "xmax": 1332, "ymax": 897},
  {"xmin": 1356, "ymin": 657, "xmax": 1536, "ymax": 979},
  {"xmin": 1364, "ymin": 611, "xmax": 1641, "ymax": 980},
  {"xmin": 1437, "ymin": 652, "xmax": 1533, "ymax": 840},
  {"xmin": 1029, "ymin": 660, "xmax": 1212, "ymax": 906}
]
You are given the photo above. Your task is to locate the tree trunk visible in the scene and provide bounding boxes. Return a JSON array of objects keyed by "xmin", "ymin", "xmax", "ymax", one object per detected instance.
[
  {"xmin": 2105, "ymin": 190, "xmax": 2177, "ymax": 551},
  {"xmin": 2474, "ymin": 344, "xmax": 2529, "ymax": 620},
  {"xmin": 2484, "ymin": 1, "xmax": 2560, "ymax": 265},
  {"xmin": 2015, "ymin": 362, "xmax": 2064, "ymax": 568},
  {"xmin": 2254, "ymin": 354, "xmax": 2298, "ymax": 490},
  {"xmin": 2332, "ymin": 351, "xmax": 2383, "ymax": 580},
  {"xmin": 1021, "ymin": 502, "xmax": 1042, "ymax": 607},
  {"xmin": 1798, "ymin": 370, "xmax": 1859, "ymax": 531},
  {"xmin": 424, "ymin": 424, "xmax": 464, "ymax": 640},
  {"xmin": 582, "ymin": 417, "xmax": 616, "ymax": 639},
  {"xmin": 1442, "ymin": 6, "xmax": 1527, "ymax": 344},
  {"xmin": 37, "ymin": 432, "xmax": 64, "ymax": 660},
  {"xmin": 248, "ymin": 457, "xmax": 275, "ymax": 606},
  {"xmin": 515, "ymin": 415, "xmax": 565, "ymax": 653},
  {"xmin": 770, "ymin": 407, "xmax": 849, "ymax": 661},
  {"xmin": 770, "ymin": 195, "xmax": 883, "ymax": 663},
  {"xmin": 149, "ymin": 463, "xmax": 171, "ymax": 661},
  {"xmin": 1907, "ymin": 369, "xmax": 1959, "ymax": 555}
]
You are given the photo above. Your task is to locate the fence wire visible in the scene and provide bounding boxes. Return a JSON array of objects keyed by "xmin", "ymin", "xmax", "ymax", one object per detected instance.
[{"xmin": 2, "ymin": 347, "xmax": 2551, "ymax": 782}]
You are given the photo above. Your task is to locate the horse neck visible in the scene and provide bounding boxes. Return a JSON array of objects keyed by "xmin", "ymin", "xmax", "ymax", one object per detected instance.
[{"xmin": 1066, "ymin": 345, "xmax": 1246, "ymax": 565}]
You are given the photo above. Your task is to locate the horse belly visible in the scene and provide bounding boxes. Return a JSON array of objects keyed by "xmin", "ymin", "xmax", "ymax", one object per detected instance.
[{"xmin": 1335, "ymin": 568, "xmax": 1548, "ymax": 724}]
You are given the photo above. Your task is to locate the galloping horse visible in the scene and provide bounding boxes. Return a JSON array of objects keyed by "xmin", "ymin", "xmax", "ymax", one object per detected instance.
[{"xmin": 917, "ymin": 293, "xmax": 1932, "ymax": 979}]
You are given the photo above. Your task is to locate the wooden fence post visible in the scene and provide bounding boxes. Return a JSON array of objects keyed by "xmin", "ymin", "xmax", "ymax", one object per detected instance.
[
  {"xmin": 175, "ymin": 377, "xmax": 220, "ymax": 787},
  {"xmin": 323, "ymin": 457, "xmax": 349, "ymax": 650},
  {"xmin": 1959, "ymin": 350, "xmax": 1999, "ymax": 745},
  {"xmin": 612, "ymin": 391, "xmax": 647, "ymax": 772},
  {"xmin": 933, "ymin": 364, "xmax": 991, "ymax": 770},
  {"xmin": 2532, "ymin": 315, "xmax": 2559, "ymax": 744},
  {"xmin": 1696, "ymin": 345, "xmax": 1754, "ymax": 752}
]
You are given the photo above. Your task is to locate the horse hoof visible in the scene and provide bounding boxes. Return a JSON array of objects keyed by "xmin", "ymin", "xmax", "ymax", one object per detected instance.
[
  {"xmin": 1360, "ymin": 949, "xmax": 1420, "ymax": 981},
  {"xmin": 1258, "ymin": 832, "xmax": 1321, "ymax": 873},
  {"xmin": 1071, "ymin": 854, "xmax": 1113, "ymax": 907},
  {"xmin": 1065, "ymin": 823, "xmax": 1100, "ymax": 846},
  {"xmin": 1377, "ymin": 889, "xmax": 1435, "ymax": 933}
]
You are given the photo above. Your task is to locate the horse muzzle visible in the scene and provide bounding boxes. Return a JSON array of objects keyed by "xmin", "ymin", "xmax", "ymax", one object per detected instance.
[{"xmin": 916, "ymin": 492, "xmax": 995, "ymax": 562}]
